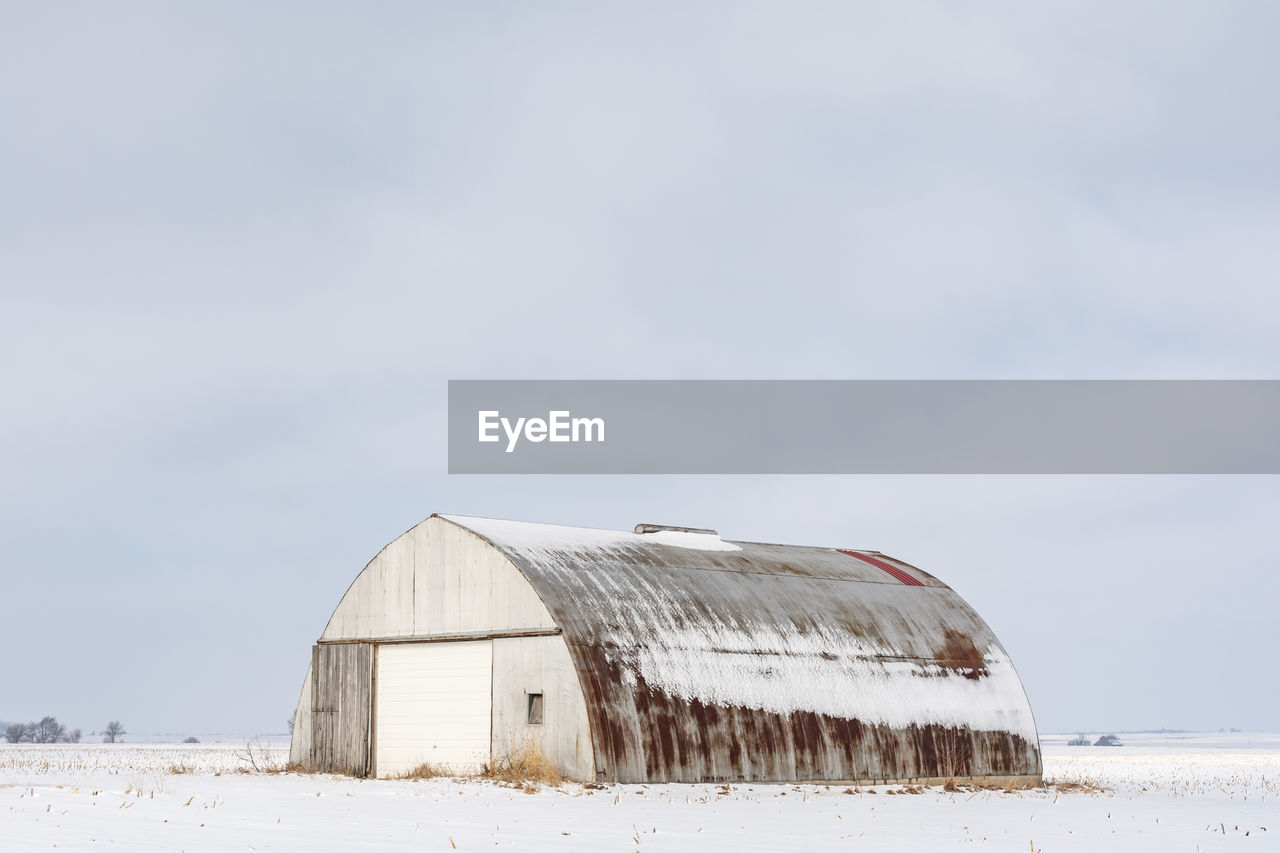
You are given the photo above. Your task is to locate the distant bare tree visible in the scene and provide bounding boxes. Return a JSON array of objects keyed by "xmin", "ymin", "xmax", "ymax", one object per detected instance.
[
  {"xmin": 31, "ymin": 716, "xmax": 67, "ymax": 744},
  {"xmin": 4, "ymin": 723, "xmax": 30, "ymax": 743},
  {"xmin": 103, "ymin": 721, "xmax": 125, "ymax": 743}
]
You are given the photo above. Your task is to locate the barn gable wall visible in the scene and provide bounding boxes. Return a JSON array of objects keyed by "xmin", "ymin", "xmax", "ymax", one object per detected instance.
[
  {"xmin": 290, "ymin": 517, "xmax": 594, "ymax": 780},
  {"xmin": 320, "ymin": 517, "xmax": 557, "ymax": 641}
]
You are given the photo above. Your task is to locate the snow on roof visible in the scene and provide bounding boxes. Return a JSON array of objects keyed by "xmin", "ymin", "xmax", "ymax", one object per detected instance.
[
  {"xmin": 440, "ymin": 514, "xmax": 743, "ymax": 552},
  {"xmin": 441, "ymin": 514, "xmax": 1038, "ymax": 746}
]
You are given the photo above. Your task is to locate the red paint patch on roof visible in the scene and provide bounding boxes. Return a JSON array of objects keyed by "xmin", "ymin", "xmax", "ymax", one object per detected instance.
[{"xmin": 838, "ymin": 550, "xmax": 925, "ymax": 586}]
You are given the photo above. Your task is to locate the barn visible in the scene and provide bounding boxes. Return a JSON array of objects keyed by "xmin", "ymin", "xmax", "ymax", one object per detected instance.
[{"xmin": 288, "ymin": 514, "xmax": 1041, "ymax": 785}]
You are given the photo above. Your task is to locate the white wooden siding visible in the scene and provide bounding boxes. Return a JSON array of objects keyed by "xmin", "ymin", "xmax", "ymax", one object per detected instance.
[
  {"xmin": 321, "ymin": 517, "xmax": 556, "ymax": 641},
  {"xmin": 491, "ymin": 634, "xmax": 594, "ymax": 781},
  {"xmin": 374, "ymin": 641, "xmax": 493, "ymax": 778},
  {"xmin": 321, "ymin": 529, "xmax": 416, "ymax": 639}
]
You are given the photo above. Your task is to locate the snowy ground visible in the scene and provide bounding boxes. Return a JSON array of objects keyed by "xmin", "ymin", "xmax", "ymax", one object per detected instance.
[{"xmin": 3, "ymin": 733, "xmax": 1276, "ymax": 851}]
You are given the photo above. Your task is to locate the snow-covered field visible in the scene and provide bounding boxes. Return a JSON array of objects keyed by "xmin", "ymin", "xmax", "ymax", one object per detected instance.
[{"xmin": 3, "ymin": 734, "xmax": 1276, "ymax": 851}]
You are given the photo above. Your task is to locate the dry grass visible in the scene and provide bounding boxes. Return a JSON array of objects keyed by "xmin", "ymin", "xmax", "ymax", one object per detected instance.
[
  {"xmin": 394, "ymin": 740, "xmax": 562, "ymax": 789},
  {"xmin": 481, "ymin": 739, "xmax": 562, "ymax": 788},
  {"xmin": 399, "ymin": 762, "xmax": 453, "ymax": 780},
  {"xmin": 1051, "ymin": 778, "xmax": 1108, "ymax": 794},
  {"xmin": 936, "ymin": 777, "xmax": 1042, "ymax": 793},
  {"xmin": 167, "ymin": 757, "xmax": 308, "ymax": 777},
  {"xmin": 930, "ymin": 727, "xmax": 965, "ymax": 780},
  {"xmin": 236, "ymin": 736, "xmax": 285, "ymax": 773},
  {"xmin": 255, "ymin": 761, "xmax": 316, "ymax": 776}
]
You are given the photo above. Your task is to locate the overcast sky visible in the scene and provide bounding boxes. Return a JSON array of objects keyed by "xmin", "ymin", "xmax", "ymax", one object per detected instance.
[{"xmin": 2, "ymin": 3, "xmax": 1277, "ymax": 738}]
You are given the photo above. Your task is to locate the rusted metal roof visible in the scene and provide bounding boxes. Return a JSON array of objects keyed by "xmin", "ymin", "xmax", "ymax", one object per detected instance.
[{"xmin": 440, "ymin": 515, "xmax": 1041, "ymax": 784}]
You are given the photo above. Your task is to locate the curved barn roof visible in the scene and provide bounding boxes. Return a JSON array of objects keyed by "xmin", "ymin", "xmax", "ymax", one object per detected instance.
[{"xmin": 437, "ymin": 514, "xmax": 1040, "ymax": 783}]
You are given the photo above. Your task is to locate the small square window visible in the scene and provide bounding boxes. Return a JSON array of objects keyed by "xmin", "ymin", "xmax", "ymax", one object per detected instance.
[{"xmin": 526, "ymin": 692, "xmax": 544, "ymax": 725}]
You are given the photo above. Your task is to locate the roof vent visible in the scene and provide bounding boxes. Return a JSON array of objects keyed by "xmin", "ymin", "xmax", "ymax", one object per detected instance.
[{"xmin": 635, "ymin": 523, "xmax": 719, "ymax": 536}]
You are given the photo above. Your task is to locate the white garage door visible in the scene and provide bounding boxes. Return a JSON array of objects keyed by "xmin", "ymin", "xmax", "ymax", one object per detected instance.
[{"xmin": 374, "ymin": 640, "xmax": 492, "ymax": 778}]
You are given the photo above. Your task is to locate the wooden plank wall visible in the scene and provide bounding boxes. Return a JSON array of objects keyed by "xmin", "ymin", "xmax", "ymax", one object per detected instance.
[{"xmin": 310, "ymin": 643, "xmax": 373, "ymax": 775}]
